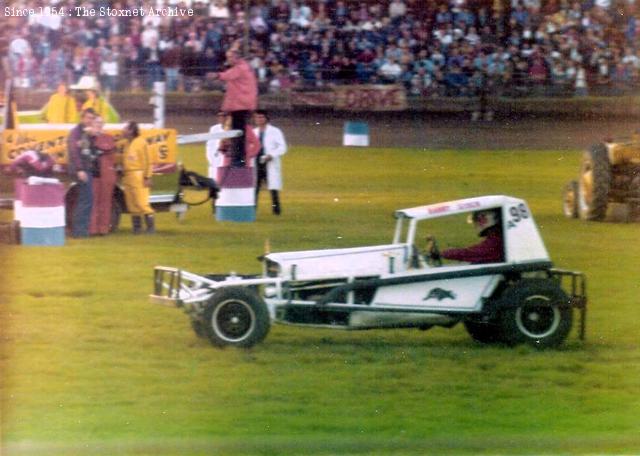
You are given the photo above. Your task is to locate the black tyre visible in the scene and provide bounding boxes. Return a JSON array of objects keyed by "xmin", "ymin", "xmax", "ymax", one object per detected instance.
[
  {"xmin": 202, "ymin": 288, "xmax": 270, "ymax": 348},
  {"xmin": 497, "ymin": 279, "xmax": 573, "ymax": 349},
  {"xmin": 562, "ymin": 180, "xmax": 578, "ymax": 219},
  {"xmin": 464, "ymin": 320, "xmax": 504, "ymax": 344},
  {"xmin": 578, "ymin": 144, "xmax": 611, "ymax": 221}
]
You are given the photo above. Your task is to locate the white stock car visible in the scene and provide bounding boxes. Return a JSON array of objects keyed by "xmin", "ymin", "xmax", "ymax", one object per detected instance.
[{"xmin": 150, "ymin": 195, "xmax": 587, "ymax": 349}]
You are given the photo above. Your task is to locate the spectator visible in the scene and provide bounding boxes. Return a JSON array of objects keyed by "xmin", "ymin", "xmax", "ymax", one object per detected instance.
[
  {"xmin": 389, "ymin": 0, "xmax": 407, "ymax": 25},
  {"xmin": 9, "ymin": 150, "xmax": 55, "ymax": 177},
  {"xmin": 122, "ymin": 121, "xmax": 155, "ymax": 234},
  {"xmin": 550, "ymin": 61, "xmax": 568, "ymax": 95},
  {"xmin": 209, "ymin": 0, "xmax": 230, "ymax": 19},
  {"xmin": 378, "ymin": 57, "xmax": 402, "ymax": 83},
  {"xmin": 445, "ymin": 64, "xmax": 468, "ymax": 96},
  {"xmin": 574, "ymin": 65, "xmax": 588, "ymax": 96},
  {"xmin": 71, "ymin": 76, "xmax": 119, "ymax": 123},
  {"xmin": 140, "ymin": 37, "xmax": 163, "ymax": 90},
  {"xmin": 9, "ymin": 28, "xmax": 31, "ymax": 61},
  {"xmin": 122, "ymin": 37, "xmax": 141, "ymax": 90},
  {"xmin": 89, "ymin": 116, "xmax": 117, "ymax": 236},
  {"xmin": 161, "ymin": 40, "xmax": 182, "ymax": 92},
  {"xmin": 67, "ymin": 108, "xmax": 97, "ymax": 238},
  {"xmin": 181, "ymin": 35, "xmax": 203, "ymax": 92},
  {"xmin": 253, "ymin": 110, "xmax": 287, "ymax": 216},
  {"xmin": 290, "ymin": 1, "xmax": 312, "ymax": 28},
  {"xmin": 99, "ymin": 52, "xmax": 119, "ymax": 94},
  {"xmin": 43, "ymin": 82, "xmax": 78, "ymax": 123},
  {"xmin": 14, "ymin": 48, "xmax": 37, "ymax": 88},
  {"xmin": 206, "ymin": 110, "xmax": 227, "ymax": 182},
  {"xmin": 4, "ymin": 0, "xmax": 638, "ymax": 99},
  {"xmin": 40, "ymin": 48, "xmax": 67, "ymax": 90}
]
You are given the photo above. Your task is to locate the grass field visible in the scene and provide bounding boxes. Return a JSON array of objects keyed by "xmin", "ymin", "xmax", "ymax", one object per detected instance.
[{"xmin": 1, "ymin": 145, "xmax": 639, "ymax": 455}]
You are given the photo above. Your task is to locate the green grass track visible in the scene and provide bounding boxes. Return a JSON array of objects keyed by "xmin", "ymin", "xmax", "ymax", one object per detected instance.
[{"xmin": 1, "ymin": 146, "xmax": 639, "ymax": 455}]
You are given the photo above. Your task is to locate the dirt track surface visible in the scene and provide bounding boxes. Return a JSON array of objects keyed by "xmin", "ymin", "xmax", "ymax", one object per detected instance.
[{"xmin": 165, "ymin": 112, "xmax": 637, "ymax": 151}]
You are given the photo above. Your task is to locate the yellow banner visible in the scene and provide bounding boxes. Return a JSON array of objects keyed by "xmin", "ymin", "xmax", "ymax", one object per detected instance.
[{"xmin": 0, "ymin": 126, "xmax": 177, "ymax": 167}]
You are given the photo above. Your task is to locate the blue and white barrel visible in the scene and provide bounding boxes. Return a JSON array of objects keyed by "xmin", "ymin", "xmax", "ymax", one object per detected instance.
[
  {"xmin": 18, "ymin": 178, "xmax": 65, "ymax": 246},
  {"xmin": 215, "ymin": 166, "xmax": 256, "ymax": 222},
  {"xmin": 343, "ymin": 121, "xmax": 370, "ymax": 147}
]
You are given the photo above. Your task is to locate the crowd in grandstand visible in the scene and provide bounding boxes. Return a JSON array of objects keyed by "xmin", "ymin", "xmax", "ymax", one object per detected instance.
[{"xmin": 0, "ymin": 0, "xmax": 638, "ymax": 97}]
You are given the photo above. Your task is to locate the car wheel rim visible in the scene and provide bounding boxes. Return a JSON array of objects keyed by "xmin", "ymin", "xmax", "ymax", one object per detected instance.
[
  {"xmin": 212, "ymin": 299, "xmax": 255, "ymax": 342},
  {"xmin": 515, "ymin": 295, "xmax": 560, "ymax": 339}
]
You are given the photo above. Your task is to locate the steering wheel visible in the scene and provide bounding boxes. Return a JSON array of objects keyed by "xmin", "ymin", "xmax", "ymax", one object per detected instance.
[{"xmin": 424, "ymin": 235, "xmax": 442, "ymax": 267}]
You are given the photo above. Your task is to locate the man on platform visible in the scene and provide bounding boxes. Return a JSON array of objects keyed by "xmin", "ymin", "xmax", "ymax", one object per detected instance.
[{"xmin": 211, "ymin": 48, "xmax": 258, "ymax": 168}]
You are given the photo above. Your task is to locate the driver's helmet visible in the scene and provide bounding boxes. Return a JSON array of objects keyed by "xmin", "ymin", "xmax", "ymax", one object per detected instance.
[{"xmin": 468, "ymin": 209, "xmax": 499, "ymax": 236}]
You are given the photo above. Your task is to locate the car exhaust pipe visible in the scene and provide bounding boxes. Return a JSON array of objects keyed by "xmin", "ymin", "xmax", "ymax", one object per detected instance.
[{"xmin": 348, "ymin": 311, "xmax": 458, "ymax": 330}]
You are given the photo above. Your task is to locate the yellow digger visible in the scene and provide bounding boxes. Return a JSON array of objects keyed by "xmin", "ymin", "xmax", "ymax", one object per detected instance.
[{"xmin": 563, "ymin": 134, "xmax": 640, "ymax": 221}]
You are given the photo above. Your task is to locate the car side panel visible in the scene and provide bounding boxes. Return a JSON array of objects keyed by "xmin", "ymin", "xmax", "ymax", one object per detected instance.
[{"xmin": 372, "ymin": 274, "xmax": 501, "ymax": 312}]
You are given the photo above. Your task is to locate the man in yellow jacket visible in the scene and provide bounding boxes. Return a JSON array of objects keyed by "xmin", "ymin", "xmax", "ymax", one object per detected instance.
[
  {"xmin": 43, "ymin": 83, "xmax": 78, "ymax": 123},
  {"xmin": 70, "ymin": 76, "xmax": 120, "ymax": 123},
  {"xmin": 122, "ymin": 121, "xmax": 155, "ymax": 234},
  {"xmin": 82, "ymin": 89, "xmax": 118, "ymax": 122}
]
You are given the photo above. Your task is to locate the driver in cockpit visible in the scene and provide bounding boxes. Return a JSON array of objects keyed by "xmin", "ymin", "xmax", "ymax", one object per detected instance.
[{"xmin": 426, "ymin": 209, "xmax": 504, "ymax": 265}]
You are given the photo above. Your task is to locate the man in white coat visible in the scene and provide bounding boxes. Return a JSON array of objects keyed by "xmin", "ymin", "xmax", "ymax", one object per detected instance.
[
  {"xmin": 253, "ymin": 110, "xmax": 287, "ymax": 215},
  {"xmin": 205, "ymin": 110, "xmax": 227, "ymax": 179}
]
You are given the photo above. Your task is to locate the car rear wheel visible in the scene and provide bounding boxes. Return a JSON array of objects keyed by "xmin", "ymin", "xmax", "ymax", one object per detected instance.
[
  {"xmin": 202, "ymin": 288, "xmax": 270, "ymax": 348},
  {"xmin": 497, "ymin": 279, "xmax": 573, "ymax": 349}
]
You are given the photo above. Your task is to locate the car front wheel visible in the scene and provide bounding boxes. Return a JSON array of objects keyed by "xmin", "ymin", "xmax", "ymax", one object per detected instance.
[{"xmin": 202, "ymin": 288, "xmax": 270, "ymax": 348}]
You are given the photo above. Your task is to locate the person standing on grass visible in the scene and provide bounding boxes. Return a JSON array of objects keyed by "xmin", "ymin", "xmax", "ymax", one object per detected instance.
[
  {"xmin": 211, "ymin": 47, "xmax": 258, "ymax": 168},
  {"xmin": 67, "ymin": 108, "xmax": 97, "ymax": 238},
  {"xmin": 89, "ymin": 116, "xmax": 117, "ymax": 236},
  {"xmin": 206, "ymin": 110, "xmax": 227, "ymax": 180},
  {"xmin": 205, "ymin": 110, "xmax": 227, "ymax": 214},
  {"xmin": 253, "ymin": 110, "xmax": 287, "ymax": 215},
  {"xmin": 122, "ymin": 121, "xmax": 155, "ymax": 234}
]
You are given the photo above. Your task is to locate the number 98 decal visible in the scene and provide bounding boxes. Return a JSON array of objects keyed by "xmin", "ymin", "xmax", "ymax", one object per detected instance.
[{"xmin": 507, "ymin": 204, "xmax": 529, "ymax": 229}]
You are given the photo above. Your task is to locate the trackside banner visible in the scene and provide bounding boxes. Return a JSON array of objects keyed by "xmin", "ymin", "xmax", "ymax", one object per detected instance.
[
  {"xmin": 333, "ymin": 84, "xmax": 407, "ymax": 111},
  {"xmin": 292, "ymin": 85, "xmax": 408, "ymax": 111},
  {"xmin": 0, "ymin": 127, "xmax": 177, "ymax": 167}
]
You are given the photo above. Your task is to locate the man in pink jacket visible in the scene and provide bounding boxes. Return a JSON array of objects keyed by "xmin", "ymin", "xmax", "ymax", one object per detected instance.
[{"xmin": 213, "ymin": 49, "xmax": 258, "ymax": 168}]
